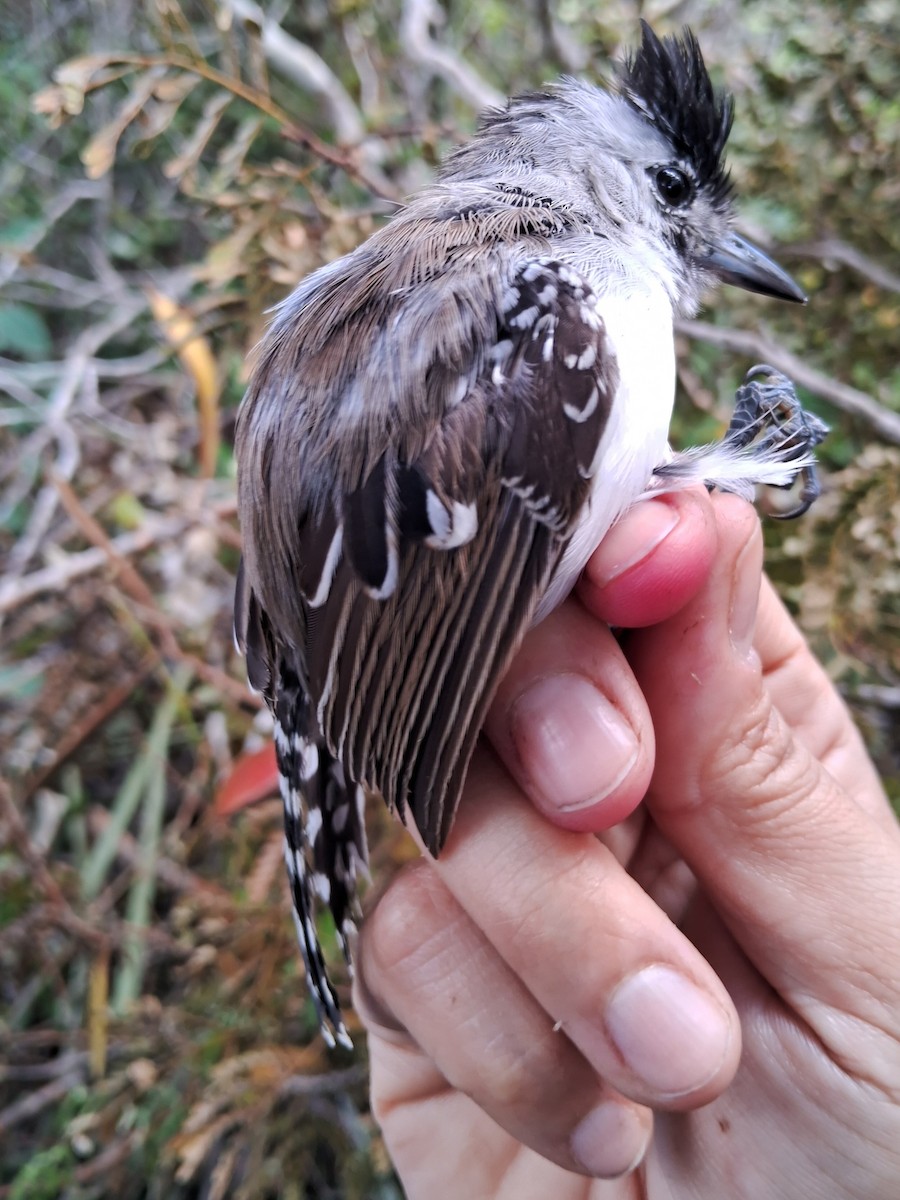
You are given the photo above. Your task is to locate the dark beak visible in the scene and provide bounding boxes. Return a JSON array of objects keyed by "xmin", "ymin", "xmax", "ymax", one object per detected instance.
[{"xmin": 701, "ymin": 232, "xmax": 807, "ymax": 304}]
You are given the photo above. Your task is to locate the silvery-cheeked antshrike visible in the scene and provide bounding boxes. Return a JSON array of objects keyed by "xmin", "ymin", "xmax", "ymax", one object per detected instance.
[{"xmin": 233, "ymin": 23, "xmax": 827, "ymax": 1047}]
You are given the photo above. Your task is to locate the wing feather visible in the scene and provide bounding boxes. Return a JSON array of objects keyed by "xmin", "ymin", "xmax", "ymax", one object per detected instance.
[{"xmin": 236, "ymin": 253, "xmax": 619, "ymax": 859}]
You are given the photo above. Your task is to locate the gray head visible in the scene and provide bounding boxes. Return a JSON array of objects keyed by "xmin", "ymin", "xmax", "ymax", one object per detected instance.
[{"xmin": 441, "ymin": 23, "xmax": 805, "ymax": 316}]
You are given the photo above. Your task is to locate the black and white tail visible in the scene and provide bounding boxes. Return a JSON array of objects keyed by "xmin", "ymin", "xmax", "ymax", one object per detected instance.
[
  {"xmin": 235, "ymin": 562, "xmax": 367, "ymax": 1049},
  {"xmin": 273, "ymin": 660, "xmax": 368, "ymax": 1049}
]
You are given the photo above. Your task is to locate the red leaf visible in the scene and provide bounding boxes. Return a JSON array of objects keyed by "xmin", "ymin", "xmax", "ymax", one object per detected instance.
[{"xmin": 216, "ymin": 746, "xmax": 278, "ymax": 816}]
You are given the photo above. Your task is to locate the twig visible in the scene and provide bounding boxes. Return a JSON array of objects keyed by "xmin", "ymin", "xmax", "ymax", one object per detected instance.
[
  {"xmin": 51, "ymin": 472, "xmax": 168, "ymax": 627},
  {"xmin": 47, "ymin": 478, "xmax": 252, "ymax": 705},
  {"xmin": 1, "ymin": 299, "xmax": 147, "ymax": 591},
  {"xmin": 221, "ymin": 0, "xmax": 365, "ymax": 146},
  {"xmin": 85, "ymin": 807, "xmax": 233, "ymax": 900},
  {"xmin": 20, "ymin": 652, "xmax": 160, "ymax": 802},
  {"xmin": 0, "ymin": 1050, "xmax": 88, "ymax": 1084},
  {"xmin": 0, "ymin": 1069, "xmax": 87, "ymax": 1135},
  {"xmin": 400, "ymin": 0, "xmax": 505, "ymax": 113},
  {"xmin": 676, "ymin": 320, "xmax": 900, "ymax": 445},
  {"xmin": 0, "ymin": 514, "xmax": 191, "ymax": 614},
  {"xmin": 278, "ymin": 1064, "xmax": 369, "ymax": 1097},
  {"xmin": 0, "ymin": 779, "xmax": 105, "ymax": 950},
  {"xmin": 789, "ymin": 238, "xmax": 900, "ymax": 295},
  {"xmin": 73, "ymin": 1136, "xmax": 140, "ymax": 1185},
  {"xmin": 0, "ymin": 180, "xmax": 105, "ymax": 288},
  {"xmin": 846, "ymin": 683, "xmax": 900, "ymax": 709}
]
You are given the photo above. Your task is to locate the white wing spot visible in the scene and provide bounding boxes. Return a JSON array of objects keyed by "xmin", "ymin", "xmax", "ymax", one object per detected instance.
[
  {"xmin": 564, "ymin": 386, "xmax": 600, "ymax": 424},
  {"xmin": 450, "ymin": 374, "xmax": 469, "ymax": 406},
  {"xmin": 425, "ymin": 496, "xmax": 478, "ymax": 550},
  {"xmin": 425, "ymin": 490, "xmax": 450, "ymax": 541},
  {"xmin": 522, "ymin": 261, "xmax": 547, "ymax": 282},
  {"xmin": 308, "ymin": 524, "xmax": 343, "ymax": 608},
  {"xmin": 445, "ymin": 500, "xmax": 478, "ymax": 548},
  {"xmin": 510, "ymin": 305, "xmax": 539, "ymax": 330},
  {"xmin": 366, "ymin": 526, "xmax": 398, "ymax": 600}
]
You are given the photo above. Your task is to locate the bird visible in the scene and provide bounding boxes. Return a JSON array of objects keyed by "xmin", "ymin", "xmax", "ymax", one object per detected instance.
[{"xmin": 233, "ymin": 22, "xmax": 823, "ymax": 1048}]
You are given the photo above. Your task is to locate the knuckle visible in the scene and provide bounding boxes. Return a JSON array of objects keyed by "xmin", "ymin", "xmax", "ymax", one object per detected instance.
[
  {"xmin": 708, "ymin": 695, "xmax": 820, "ymax": 818},
  {"xmin": 362, "ymin": 863, "xmax": 449, "ymax": 978}
]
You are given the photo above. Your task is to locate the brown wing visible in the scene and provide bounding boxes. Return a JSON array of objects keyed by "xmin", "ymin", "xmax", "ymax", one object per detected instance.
[{"xmin": 236, "ymin": 257, "xmax": 618, "ymax": 856}]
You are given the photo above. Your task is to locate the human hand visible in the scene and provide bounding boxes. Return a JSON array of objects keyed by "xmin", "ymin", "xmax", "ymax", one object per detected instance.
[{"xmin": 355, "ymin": 489, "xmax": 900, "ymax": 1199}]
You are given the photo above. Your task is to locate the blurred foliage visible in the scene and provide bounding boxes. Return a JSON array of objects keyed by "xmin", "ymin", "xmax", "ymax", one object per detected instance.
[{"xmin": 1, "ymin": 0, "xmax": 898, "ymax": 1196}]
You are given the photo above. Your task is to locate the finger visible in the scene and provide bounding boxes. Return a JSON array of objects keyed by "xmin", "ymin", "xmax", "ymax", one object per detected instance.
[
  {"xmin": 484, "ymin": 487, "xmax": 717, "ymax": 833},
  {"xmin": 433, "ymin": 746, "xmax": 740, "ymax": 1109},
  {"xmin": 356, "ymin": 861, "xmax": 652, "ymax": 1179},
  {"xmin": 630, "ymin": 494, "xmax": 900, "ymax": 1039},
  {"xmin": 578, "ymin": 487, "xmax": 718, "ymax": 629},
  {"xmin": 755, "ymin": 576, "xmax": 891, "ymax": 822},
  {"xmin": 484, "ymin": 601, "xmax": 653, "ymax": 832}
]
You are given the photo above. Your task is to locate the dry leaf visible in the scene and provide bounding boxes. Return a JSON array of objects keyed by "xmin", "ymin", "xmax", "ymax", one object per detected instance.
[
  {"xmin": 81, "ymin": 68, "xmax": 167, "ymax": 179},
  {"xmin": 147, "ymin": 288, "xmax": 221, "ymax": 477},
  {"xmin": 88, "ymin": 947, "xmax": 110, "ymax": 1079}
]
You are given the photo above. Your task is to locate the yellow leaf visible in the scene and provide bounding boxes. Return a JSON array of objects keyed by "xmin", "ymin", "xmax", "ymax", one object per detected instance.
[
  {"xmin": 87, "ymin": 948, "xmax": 109, "ymax": 1079},
  {"xmin": 147, "ymin": 289, "xmax": 221, "ymax": 477}
]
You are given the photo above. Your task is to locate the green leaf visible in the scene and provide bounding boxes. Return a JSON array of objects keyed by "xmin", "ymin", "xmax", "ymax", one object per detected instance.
[
  {"xmin": 0, "ymin": 217, "xmax": 45, "ymax": 249},
  {"xmin": 0, "ymin": 304, "xmax": 52, "ymax": 361}
]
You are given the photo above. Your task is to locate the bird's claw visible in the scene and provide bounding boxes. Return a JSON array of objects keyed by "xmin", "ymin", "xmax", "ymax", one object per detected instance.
[{"xmin": 724, "ymin": 364, "xmax": 829, "ymax": 519}]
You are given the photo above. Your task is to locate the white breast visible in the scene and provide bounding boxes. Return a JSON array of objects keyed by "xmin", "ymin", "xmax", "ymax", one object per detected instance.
[{"xmin": 533, "ymin": 284, "xmax": 676, "ymax": 622}]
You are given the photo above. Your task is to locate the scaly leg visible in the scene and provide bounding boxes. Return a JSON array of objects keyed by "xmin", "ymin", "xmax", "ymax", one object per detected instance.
[{"xmin": 653, "ymin": 365, "xmax": 829, "ymax": 519}]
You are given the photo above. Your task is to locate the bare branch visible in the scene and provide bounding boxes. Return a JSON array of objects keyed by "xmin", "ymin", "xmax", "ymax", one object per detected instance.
[
  {"xmin": 0, "ymin": 180, "xmax": 105, "ymax": 288},
  {"xmin": 1, "ymin": 299, "xmax": 146, "ymax": 588},
  {"xmin": 676, "ymin": 320, "xmax": 900, "ymax": 445},
  {"xmin": 401, "ymin": 0, "xmax": 505, "ymax": 113},
  {"xmin": 790, "ymin": 238, "xmax": 900, "ymax": 295},
  {"xmin": 0, "ymin": 514, "xmax": 190, "ymax": 615},
  {"xmin": 0, "ymin": 1069, "xmax": 87, "ymax": 1135},
  {"xmin": 221, "ymin": 0, "xmax": 366, "ymax": 145}
]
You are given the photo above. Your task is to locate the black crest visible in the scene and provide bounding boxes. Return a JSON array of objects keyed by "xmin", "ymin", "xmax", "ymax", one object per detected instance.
[{"xmin": 618, "ymin": 22, "xmax": 734, "ymax": 201}]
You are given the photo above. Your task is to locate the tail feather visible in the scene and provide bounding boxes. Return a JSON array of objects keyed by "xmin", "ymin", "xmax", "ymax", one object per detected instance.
[{"xmin": 275, "ymin": 662, "xmax": 366, "ymax": 1050}]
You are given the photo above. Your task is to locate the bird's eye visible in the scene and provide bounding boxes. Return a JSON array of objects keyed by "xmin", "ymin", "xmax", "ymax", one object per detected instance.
[{"xmin": 655, "ymin": 166, "xmax": 693, "ymax": 207}]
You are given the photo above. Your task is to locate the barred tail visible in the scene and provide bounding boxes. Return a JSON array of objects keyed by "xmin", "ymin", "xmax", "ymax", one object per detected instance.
[{"xmin": 275, "ymin": 665, "xmax": 368, "ymax": 1050}]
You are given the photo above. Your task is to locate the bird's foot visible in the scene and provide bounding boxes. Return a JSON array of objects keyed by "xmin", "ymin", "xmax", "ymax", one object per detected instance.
[{"xmin": 654, "ymin": 364, "xmax": 829, "ymax": 519}]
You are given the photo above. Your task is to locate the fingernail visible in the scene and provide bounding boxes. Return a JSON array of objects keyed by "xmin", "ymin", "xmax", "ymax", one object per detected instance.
[
  {"xmin": 604, "ymin": 965, "xmax": 731, "ymax": 1098},
  {"xmin": 570, "ymin": 1099, "xmax": 648, "ymax": 1178},
  {"xmin": 510, "ymin": 675, "xmax": 639, "ymax": 811},
  {"xmin": 729, "ymin": 532, "xmax": 763, "ymax": 657},
  {"xmin": 591, "ymin": 499, "xmax": 679, "ymax": 586}
]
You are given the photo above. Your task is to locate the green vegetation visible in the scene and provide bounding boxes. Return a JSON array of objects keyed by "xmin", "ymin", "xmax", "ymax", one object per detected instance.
[{"xmin": 1, "ymin": 1, "xmax": 898, "ymax": 1195}]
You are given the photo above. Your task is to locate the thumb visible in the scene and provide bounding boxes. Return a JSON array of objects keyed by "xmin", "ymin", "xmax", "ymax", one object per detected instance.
[{"xmin": 627, "ymin": 494, "xmax": 900, "ymax": 1040}]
